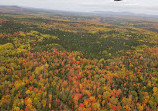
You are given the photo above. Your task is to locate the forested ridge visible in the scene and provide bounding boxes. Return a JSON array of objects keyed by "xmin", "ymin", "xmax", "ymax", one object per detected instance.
[{"xmin": 0, "ymin": 12, "xmax": 158, "ymax": 111}]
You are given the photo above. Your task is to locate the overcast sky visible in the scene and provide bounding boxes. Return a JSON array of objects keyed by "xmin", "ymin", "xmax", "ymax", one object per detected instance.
[{"xmin": 0, "ymin": 0, "xmax": 158, "ymax": 15}]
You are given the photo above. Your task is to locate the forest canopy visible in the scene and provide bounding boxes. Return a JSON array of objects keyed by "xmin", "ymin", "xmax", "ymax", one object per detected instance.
[{"xmin": 0, "ymin": 10, "xmax": 158, "ymax": 111}]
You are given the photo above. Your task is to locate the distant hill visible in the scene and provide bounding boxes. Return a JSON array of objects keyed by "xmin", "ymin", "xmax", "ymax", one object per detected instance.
[
  {"xmin": 0, "ymin": 5, "xmax": 88, "ymax": 17},
  {"xmin": 92, "ymin": 11, "xmax": 158, "ymax": 19},
  {"xmin": 0, "ymin": 5, "xmax": 158, "ymax": 19}
]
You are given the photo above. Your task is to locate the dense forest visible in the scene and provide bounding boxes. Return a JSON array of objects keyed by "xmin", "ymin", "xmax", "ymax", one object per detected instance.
[{"xmin": 0, "ymin": 7, "xmax": 158, "ymax": 111}]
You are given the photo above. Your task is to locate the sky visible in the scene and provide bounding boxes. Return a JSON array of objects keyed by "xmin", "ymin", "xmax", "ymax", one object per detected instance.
[{"xmin": 0, "ymin": 0, "xmax": 158, "ymax": 15}]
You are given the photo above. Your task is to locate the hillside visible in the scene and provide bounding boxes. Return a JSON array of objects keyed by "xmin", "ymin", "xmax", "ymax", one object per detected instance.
[{"xmin": 0, "ymin": 6, "xmax": 158, "ymax": 111}]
